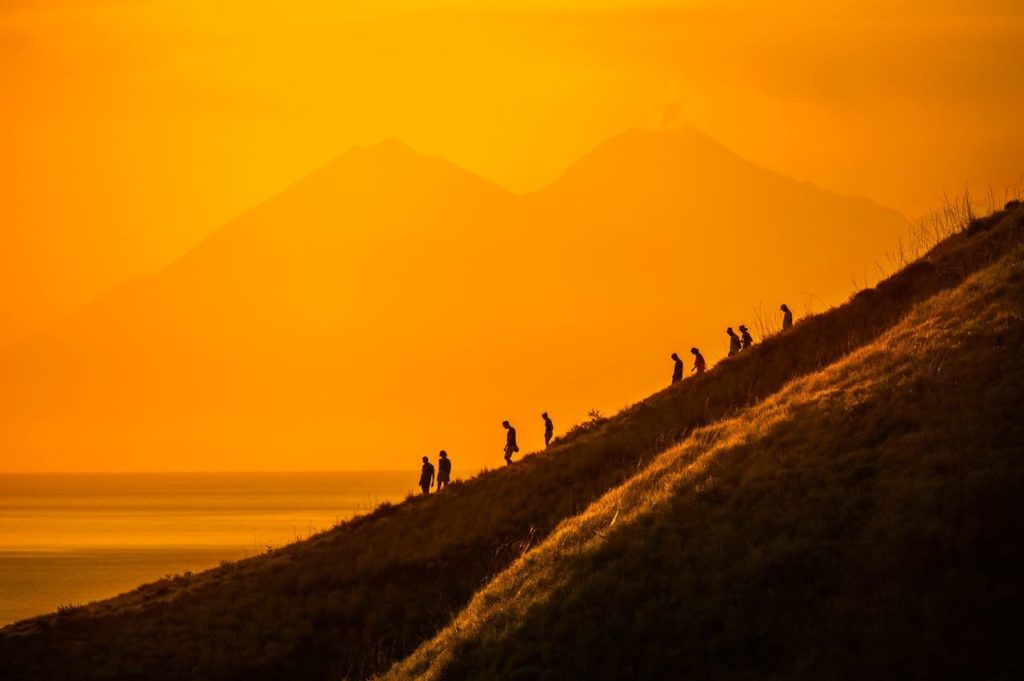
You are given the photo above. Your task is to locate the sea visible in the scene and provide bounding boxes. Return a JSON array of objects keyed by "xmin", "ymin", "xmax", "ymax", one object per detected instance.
[{"xmin": 0, "ymin": 471, "xmax": 412, "ymax": 626}]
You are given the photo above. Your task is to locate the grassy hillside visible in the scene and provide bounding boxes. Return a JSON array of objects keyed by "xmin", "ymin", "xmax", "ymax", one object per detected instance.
[
  {"xmin": 381, "ymin": 212, "xmax": 1024, "ymax": 681},
  {"xmin": 0, "ymin": 204, "xmax": 1021, "ymax": 680}
]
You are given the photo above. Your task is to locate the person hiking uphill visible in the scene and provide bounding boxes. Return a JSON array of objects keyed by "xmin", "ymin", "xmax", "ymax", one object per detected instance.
[
  {"xmin": 780, "ymin": 303, "xmax": 793, "ymax": 331},
  {"xmin": 418, "ymin": 456, "xmax": 434, "ymax": 495},
  {"xmin": 739, "ymin": 325, "xmax": 754, "ymax": 350},
  {"xmin": 502, "ymin": 421, "xmax": 519, "ymax": 465},
  {"xmin": 690, "ymin": 347, "xmax": 707, "ymax": 375},
  {"xmin": 436, "ymin": 450, "xmax": 451, "ymax": 490},
  {"xmin": 671, "ymin": 352, "xmax": 684, "ymax": 384},
  {"xmin": 727, "ymin": 327, "xmax": 742, "ymax": 356},
  {"xmin": 542, "ymin": 412, "xmax": 554, "ymax": 448}
]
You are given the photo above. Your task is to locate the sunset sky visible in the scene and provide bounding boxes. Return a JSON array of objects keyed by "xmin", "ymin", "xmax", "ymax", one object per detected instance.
[{"xmin": 2, "ymin": 0, "xmax": 1022, "ymax": 472}]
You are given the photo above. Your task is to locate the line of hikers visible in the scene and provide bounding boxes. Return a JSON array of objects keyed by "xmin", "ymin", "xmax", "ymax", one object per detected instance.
[
  {"xmin": 672, "ymin": 303, "xmax": 793, "ymax": 384},
  {"xmin": 419, "ymin": 304, "xmax": 795, "ymax": 492},
  {"xmin": 418, "ymin": 412, "xmax": 556, "ymax": 494}
]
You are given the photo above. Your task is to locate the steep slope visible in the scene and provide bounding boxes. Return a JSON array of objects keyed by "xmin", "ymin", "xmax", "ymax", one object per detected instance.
[
  {"xmin": 382, "ymin": 216, "xmax": 1024, "ymax": 681},
  {"xmin": 0, "ymin": 129, "xmax": 908, "ymax": 473},
  {"xmin": 1, "ymin": 206, "xmax": 1019, "ymax": 681}
]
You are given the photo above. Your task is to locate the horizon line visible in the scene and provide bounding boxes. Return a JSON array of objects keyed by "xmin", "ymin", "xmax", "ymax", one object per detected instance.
[{"xmin": 0, "ymin": 469, "xmax": 422, "ymax": 475}]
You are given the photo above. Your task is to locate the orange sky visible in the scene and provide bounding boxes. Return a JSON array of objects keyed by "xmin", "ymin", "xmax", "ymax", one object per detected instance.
[
  {"xmin": 4, "ymin": 0, "xmax": 1023, "ymax": 342},
  {"xmin": 2, "ymin": 1, "xmax": 1022, "ymax": 472}
]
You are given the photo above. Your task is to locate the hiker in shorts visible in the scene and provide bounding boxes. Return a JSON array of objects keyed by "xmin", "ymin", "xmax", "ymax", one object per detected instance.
[
  {"xmin": 436, "ymin": 450, "xmax": 451, "ymax": 490},
  {"xmin": 503, "ymin": 420, "xmax": 519, "ymax": 465},
  {"xmin": 542, "ymin": 412, "xmax": 554, "ymax": 448}
]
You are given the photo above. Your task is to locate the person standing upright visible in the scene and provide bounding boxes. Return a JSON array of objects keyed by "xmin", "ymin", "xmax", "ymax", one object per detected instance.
[
  {"xmin": 739, "ymin": 325, "xmax": 754, "ymax": 350},
  {"xmin": 780, "ymin": 303, "xmax": 793, "ymax": 331},
  {"xmin": 671, "ymin": 352, "xmax": 684, "ymax": 384},
  {"xmin": 542, "ymin": 412, "xmax": 554, "ymax": 448},
  {"xmin": 727, "ymin": 327, "xmax": 742, "ymax": 356},
  {"xmin": 436, "ymin": 450, "xmax": 451, "ymax": 490},
  {"xmin": 418, "ymin": 456, "xmax": 435, "ymax": 495},
  {"xmin": 690, "ymin": 347, "xmax": 707, "ymax": 375},
  {"xmin": 502, "ymin": 421, "xmax": 519, "ymax": 465}
]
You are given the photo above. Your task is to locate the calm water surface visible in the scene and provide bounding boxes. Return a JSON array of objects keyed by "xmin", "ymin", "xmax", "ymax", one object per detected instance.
[{"xmin": 0, "ymin": 472, "xmax": 412, "ymax": 625}]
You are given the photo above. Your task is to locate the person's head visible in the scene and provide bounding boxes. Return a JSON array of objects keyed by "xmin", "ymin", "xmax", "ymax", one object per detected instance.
[
  {"xmin": 502, "ymin": 420, "xmax": 510, "ymax": 429},
  {"xmin": 671, "ymin": 352, "xmax": 679, "ymax": 361},
  {"xmin": 541, "ymin": 412, "xmax": 548, "ymax": 420},
  {"xmin": 727, "ymin": 327, "xmax": 735, "ymax": 335},
  {"xmin": 439, "ymin": 450, "xmax": 447, "ymax": 459},
  {"xmin": 422, "ymin": 456, "xmax": 428, "ymax": 464},
  {"xmin": 739, "ymin": 325, "xmax": 748, "ymax": 332},
  {"xmin": 690, "ymin": 347, "xmax": 699, "ymax": 355},
  {"xmin": 780, "ymin": 303, "xmax": 789, "ymax": 312}
]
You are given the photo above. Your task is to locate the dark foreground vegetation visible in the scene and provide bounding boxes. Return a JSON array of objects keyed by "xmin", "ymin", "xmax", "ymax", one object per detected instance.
[{"xmin": 1, "ymin": 204, "xmax": 1022, "ymax": 681}]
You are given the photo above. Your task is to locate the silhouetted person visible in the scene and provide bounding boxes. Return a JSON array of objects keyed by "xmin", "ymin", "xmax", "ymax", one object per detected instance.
[
  {"xmin": 739, "ymin": 325, "xmax": 754, "ymax": 350},
  {"xmin": 671, "ymin": 352, "xmax": 684, "ymax": 384},
  {"xmin": 418, "ymin": 456, "xmax": 434, "ymax": 495},
  {"xmin": 437, "ymin": 450, "xmax": 451, "ymax": 490},
  {"xmin": 690, "ymin": 347, "xmax": 707, "ymax": 374},
  {"xmin": 727, "ymin": 327, "xmax": 741, "ymax": 356},
  {"xmin": 502, "ymin": 420, "xmax": 519, "ymax": 465},
  {"xmin": 780, "ymin": 303, "xmax": 793, "ymax": 331},
  {"xmin": 542, "ymin": 412, "xmax": 554, "ymax": 448}
]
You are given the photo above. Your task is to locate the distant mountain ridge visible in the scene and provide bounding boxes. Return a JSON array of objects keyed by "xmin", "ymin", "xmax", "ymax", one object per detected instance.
[{"xmin": 0, "ymin": 128, "xmax": 909, "ymax": 473}]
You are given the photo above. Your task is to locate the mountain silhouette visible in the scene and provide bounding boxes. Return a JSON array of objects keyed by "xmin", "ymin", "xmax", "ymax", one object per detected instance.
[
  {"xmin": 0, "ymin": 129, "xmax": 908, "ymax": 471},
  {"xmin": 527, "ymin": 128, "xmax": 901, "ymax": 296}
]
